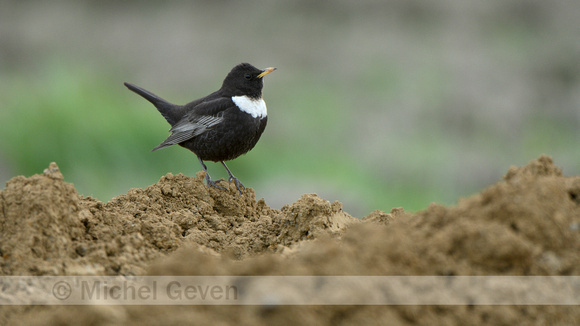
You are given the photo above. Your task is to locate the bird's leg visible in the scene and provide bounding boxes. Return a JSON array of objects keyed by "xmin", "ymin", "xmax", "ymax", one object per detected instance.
[
  {"xmin": 221, "ymin": 161, "xmax": 245, "ymax": 194},
  {"xmin": 198, "ymin": 156, "xmax": 226, "ymax": 190}
]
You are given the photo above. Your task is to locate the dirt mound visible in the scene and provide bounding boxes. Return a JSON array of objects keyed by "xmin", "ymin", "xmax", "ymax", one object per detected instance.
[
  {"xmin": 2, "ymin": 156, "xmax": 580, "ymax": 325},
  {"xmin": 0, "ymin": 164, "xmax": 358, "ymax": 276}
]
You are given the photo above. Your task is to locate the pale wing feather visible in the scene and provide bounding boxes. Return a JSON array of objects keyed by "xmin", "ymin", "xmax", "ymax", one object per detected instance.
[{"xmin": 152, "ymin": 115, "xmax": 224, "ymax": 151}]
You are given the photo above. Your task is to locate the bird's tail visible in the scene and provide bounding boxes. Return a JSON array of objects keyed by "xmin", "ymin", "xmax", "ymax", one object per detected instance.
[{"xmin": 124, "ymin": 82, "xmax": 180, "ymax": 125}]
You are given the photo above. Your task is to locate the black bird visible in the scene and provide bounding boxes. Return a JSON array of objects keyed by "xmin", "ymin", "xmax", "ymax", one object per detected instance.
[{"xmin": 124, "ymin": 63, "xmax": 276, "ymax": 194}]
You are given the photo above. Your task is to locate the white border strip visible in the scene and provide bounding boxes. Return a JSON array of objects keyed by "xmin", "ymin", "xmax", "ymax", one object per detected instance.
[{"xmin": 1, "ymin": 276, "xmax": 579, "ymax": 305}]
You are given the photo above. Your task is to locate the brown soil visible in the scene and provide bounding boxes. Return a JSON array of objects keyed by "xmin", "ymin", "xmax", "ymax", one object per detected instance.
[{"xmin": 1, "ymin": 155, "xmax": 580, "ymax": 325}]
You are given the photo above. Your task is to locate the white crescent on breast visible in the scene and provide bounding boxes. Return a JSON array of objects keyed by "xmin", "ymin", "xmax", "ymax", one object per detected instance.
[{"xmin": 232, "ymin": 96, "xmax": 267, "ymax": 118}]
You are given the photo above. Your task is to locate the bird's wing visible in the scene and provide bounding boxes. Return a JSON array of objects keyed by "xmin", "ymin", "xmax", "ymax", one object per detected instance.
[{"xmin": 152, "ymin": 97, "xmax": 232, "ymax": 151}]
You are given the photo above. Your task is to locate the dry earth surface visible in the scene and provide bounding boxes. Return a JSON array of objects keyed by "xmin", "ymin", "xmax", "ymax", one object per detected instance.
[{"xmin": 1, "ymin": 155, "xmax": 579, "ymax": 325}]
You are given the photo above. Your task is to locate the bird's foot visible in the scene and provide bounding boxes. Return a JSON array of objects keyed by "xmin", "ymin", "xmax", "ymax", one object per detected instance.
[
  {"xmin": 229, "ymin": 176, "xmax": 245, "ymax": 195},
  {"xmin": 205, "ymin": 175, "xmax": 226, "ymax": 191}
]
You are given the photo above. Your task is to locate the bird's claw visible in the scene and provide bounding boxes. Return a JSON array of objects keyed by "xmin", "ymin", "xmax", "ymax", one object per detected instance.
[
  {"xmin": 229, "ymin": 177, "xmax": 245, "ymax": 194},
  {"xmin": 205, "ymin": 176, "xmax": 226, "ymax": 190},
  {"xmin": 206, "ymin": 175, "xmax": 244, "ymax": 194}
]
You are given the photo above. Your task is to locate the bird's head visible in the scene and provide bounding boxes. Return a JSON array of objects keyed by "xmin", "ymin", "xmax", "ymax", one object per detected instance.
[{"xmin": 221, "ymin": 63, "xmax": 276, "ymax": 98}]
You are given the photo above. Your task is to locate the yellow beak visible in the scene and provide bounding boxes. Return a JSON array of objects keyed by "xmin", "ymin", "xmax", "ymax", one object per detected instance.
[{"xmin": 257, "ymin": 67, "xmax": 277, "ymax": 78}]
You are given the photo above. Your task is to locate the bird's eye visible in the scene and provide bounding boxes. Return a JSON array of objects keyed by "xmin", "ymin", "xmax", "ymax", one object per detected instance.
[{"xmin": 244, "ymin": 73, "xmax": 252, "ymax": 80}]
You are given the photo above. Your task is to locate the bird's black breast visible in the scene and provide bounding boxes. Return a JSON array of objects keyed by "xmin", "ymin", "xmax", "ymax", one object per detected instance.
[{"xmin": 179, "ymin": 106, "xmax": 267, "ymax": 162}]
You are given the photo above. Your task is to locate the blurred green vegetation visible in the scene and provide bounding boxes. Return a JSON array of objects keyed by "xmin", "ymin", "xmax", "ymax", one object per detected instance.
[
  {"xmin": 2, "ymin": 58, "xmax": 578, "ymax": 218},
  {"xmin": 0, "ymin": 62, "xmax": 394, "ymax": 212},
  {"xmin": 0, "ymin": 60, "xmax": 444, "ymax": 214}
]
